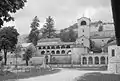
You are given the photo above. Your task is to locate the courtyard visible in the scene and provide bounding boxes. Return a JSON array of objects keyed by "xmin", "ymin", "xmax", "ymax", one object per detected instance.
[{"xmin": 13, "ymin": 68, "xmax": 119, "ymax": 81}]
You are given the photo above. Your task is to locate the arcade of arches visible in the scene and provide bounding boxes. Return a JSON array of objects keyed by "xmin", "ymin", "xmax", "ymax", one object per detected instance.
[
  {"xmin": 37, "ymin": 45, "xmax": 72, "ymax": 55},
  {"xmin": 81, "ymin": 56, "xmax": 108, "ymax": 65}
]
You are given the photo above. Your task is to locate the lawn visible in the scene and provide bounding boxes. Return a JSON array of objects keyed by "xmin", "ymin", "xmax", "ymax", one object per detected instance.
[
  {"xmin": 75, "ymin": 72, "xmax": 120, "ymax": 81},
  {"xmin": 0, "ymin": 68, "xmax": 61, "ymax": 81}
]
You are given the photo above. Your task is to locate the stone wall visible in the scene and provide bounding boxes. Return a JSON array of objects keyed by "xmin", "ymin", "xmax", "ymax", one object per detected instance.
[{"xmin": 50, "ymin": 55, "xmax": 71, "ymax": 64}]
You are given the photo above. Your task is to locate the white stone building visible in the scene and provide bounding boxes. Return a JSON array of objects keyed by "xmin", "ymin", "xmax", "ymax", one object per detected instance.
[
  {"xmin": 36, "ymin": 17, "xmax": 114, "ymax": 66},
  {"xmin": 108, "ymin": 45, "xmax": 120, "ymax": 74}
]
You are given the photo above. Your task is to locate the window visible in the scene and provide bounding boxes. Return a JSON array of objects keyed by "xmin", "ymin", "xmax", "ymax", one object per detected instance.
[
  {"xmin": 61, "ymin": 50, "xmax": 65, "ymax": 54},
  {"xmin": 66, "ymin": 45, "xmax": 70, "ymax": 48},
  {"xmin": 56, "ymin": 46, "xmax": 60, "ymax": 49},
  {"xmin": 47, "ymin": 51, "xmax": 50, "ymax": 53},
  {"xmin": 41, "ymin": 51, "xmax": 45, "ymax": 55},
  {"xmin": 82, "ymin": 29, "xmax": 84, "ymax": 32},
  {"xmin": 56, "ymin": 50, "xmax": 60, "ymax": 54},
  {"xmin": 47, "ymin": 46, "xmax": 50, "ymax": 49},
  {"xmin": 81, "ymin": 43, "xmax": 84, "ymax": 45},
  {"xmin": 43, "ymin": 46, "xmax": 46, "ymax": 49},
  {"xmin": 82, "ymin": 39, "xmax": 84, "ymax": 41},
  {"xmin": 81, "ymin": 21, "xmax": 86, "ymax": 25},
  {"xmin": 51, "ymin": 46, "xmax": 55, "ymax": 49},
  {"xmin": 61, "ymin": 45, "xmax": 65, "ymax": 49},
  {"xmin": 39, "ymin": 47, "xmax": 41, "ymax": 49},
  {"xmin": 51, "ymin": 51, "xmax": 55, "ymax": 54},
  {"xmin": 112, "ymin": 49, "xmax": 115, "ymax": 57}
]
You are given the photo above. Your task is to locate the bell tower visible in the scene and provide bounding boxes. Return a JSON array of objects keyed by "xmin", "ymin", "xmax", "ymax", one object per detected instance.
[
  {"xmin": 76, "ymin": 17, "xmax": 91, "ymax": 48},
  {"xmin": 77, "ymin": 17, "xmax": 90, "ymax": 38}
]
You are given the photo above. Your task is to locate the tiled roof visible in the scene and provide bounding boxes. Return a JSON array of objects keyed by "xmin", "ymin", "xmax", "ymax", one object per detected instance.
[
  {"xmin": 38, "ymin": 38, "xmax": 61, "ymax": 42},
  {"xmin": 37, "ymin": 38, "xmax": 74, "ymax": 46}
]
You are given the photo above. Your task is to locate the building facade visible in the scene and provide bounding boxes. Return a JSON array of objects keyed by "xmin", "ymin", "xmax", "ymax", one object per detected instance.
[{"xmin": 36, "ymin": 17, "xmax": 115, "ymax": 66}]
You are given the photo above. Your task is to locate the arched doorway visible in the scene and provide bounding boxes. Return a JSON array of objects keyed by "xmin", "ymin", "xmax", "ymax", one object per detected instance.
[
  {"xmin": 51, "ymin": 50, "xmax": 55, "ymax": 54},
  {"xmin": 61, "ymin": 50, "xmax": 65, "ymax": 54},
  {"xmin": 100, "ymin": 56, "xmax": 105, "ymax": 64},
  {"xmin": 95, "ymin": 57, "xmax": 99, "ymax": 64},
  {"xmin": 56, "ymin": 50, "xmax": 60, "ymax": 54},
  {"xmin": 41, "ymin": 51, "xmax": 45, "ymax": 55},
  {"xmin": 67, "ymin": 50, "xmax": 71, "ymax": 54},
  {"xmin": 88, "ymin": 57, "xmax": 93, "ymax": 64},
  {"xmin": 82, "ymin": 57, "xmax": 87, "ymax": 65}
]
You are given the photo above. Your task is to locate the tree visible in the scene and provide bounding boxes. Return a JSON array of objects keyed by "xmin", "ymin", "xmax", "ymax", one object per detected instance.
[
  {"xmin": 23, "ymin": 44, "xmax": 36, "ymax": 66},
  {"xmin": 28, "ymin": 16, "xmax": 40, "ymax": 46},
  {"xmin": 90, "ymin": 40, "xmax": 102, "ymax": 53},
  {"xmin": 42, "ymin": 16, "xmax": 56, "ymax": 38},
  {"xmin": 0, "ymin": 0, "xmax": 27, "ymax": 28},
  {"xmin": 90, "ymin": 40, "xmax": 95, "ymax": 50},
  {"xmin": 14, "ymin": 44, "xmax": 22, "ymax": 58},
  {"xmin": 0, "ymin": 26, "xmax": 19, "ymax": 65},
  {"xmin": 60, "ymin": 29, "xmax": 77, "ymax": 42}
]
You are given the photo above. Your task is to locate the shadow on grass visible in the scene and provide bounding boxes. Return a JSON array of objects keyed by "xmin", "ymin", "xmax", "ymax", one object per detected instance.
[
  {"xmin": 0, "ymin": 69, "xmax": 61, "ymax": 81},
  {"xmin": 75, "ymin": 72, "xmax": 120, "ymax": 81}
]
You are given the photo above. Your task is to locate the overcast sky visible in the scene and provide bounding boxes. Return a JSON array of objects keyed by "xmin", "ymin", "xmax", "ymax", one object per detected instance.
[{"xmin": 4, "ymin": 0, "xmax": 112, "ymax": 35}]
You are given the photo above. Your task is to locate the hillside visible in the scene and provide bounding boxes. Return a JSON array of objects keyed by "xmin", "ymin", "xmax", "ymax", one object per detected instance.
[
  {"xmin": 18, "ymin": 34, "xmax": 28, "ymax": 43},
  {"xmin": 61, "ymin": 21, "xmax": 114, "ymax": 33}
]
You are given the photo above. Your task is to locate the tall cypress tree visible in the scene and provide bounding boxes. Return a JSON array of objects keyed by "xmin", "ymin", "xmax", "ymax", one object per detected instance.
[
  {"xmin": 28, "ymin": 16, "xmax": 40, "ymax": 46},
  {"xmin": 42, "ymin": 16, "xmax": 56, "ymax": 38}
]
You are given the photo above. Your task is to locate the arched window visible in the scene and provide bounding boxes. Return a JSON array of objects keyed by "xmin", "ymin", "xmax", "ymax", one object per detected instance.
[
  {"xmin": 41, "ymin": 51, "xmax": 45, "ymax": 55},
  {"xmin": 67, "ymin": 50, "xmax": 71, "ymax": 54},
  {"xmin": 61, "ymin": 50, "xmax": 65, "ymax": 54},
  {"xmin": 47, "ymin": 51, "xmax": 50, "ymax": 53},
  {"xmin": 61, "ymin": 45, "xmax": 65, "ymax": 49},
  {"xmin": 56, "ymin": 50, "xmax": 60, "ymax": 54},
  {"xmin": 81, "ymin": 21, "xmax": 86, "ymax": 25},
  {"xmin": 66, "ymin": 45, "xmax": 70, "ymax": 48},
  {"xmin": 43, "ymin": 46, "xmax": 46, "ymax": 49},
  {"xmin": 51, "ymin": 46, "xmax": 55, "ymax": 49},
  {"xmin": 100, "ymin": 56, "xmax": 105, "ymax": 64},
  {"xmin": 47, "ymin": 46, "xmax": 50, "ymax": 49},
  {"xmin": 56, "ymin": 46, "xmax": 60, "ymax": 49},
  {"xmin": 51, "ymin": 51, "xmax": 55, "ymax": 54},
  {"xmin": 39, "ymin": 47, "xmax": 41, "ymax": 49},
  {"xmin": 83, "ymin": 57, "xmax": 87, "ymax": 64},
  {"xmin": 95, "ymin": 57, "xmax": 99, "ymax": 64},
  {"xmin": 88, "ymin": 57, "xmax": 93, "ymax": 64}
]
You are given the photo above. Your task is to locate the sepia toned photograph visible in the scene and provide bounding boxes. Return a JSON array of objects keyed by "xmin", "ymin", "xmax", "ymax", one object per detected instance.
[{"xmin": 0, "ymin": 0, "xmax": 120, "ymax": 81}]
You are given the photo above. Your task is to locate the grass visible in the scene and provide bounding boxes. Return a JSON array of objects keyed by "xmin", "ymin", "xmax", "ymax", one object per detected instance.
[
  {"xmin": 75, "ymin": 72, "xmax": 120, "ymax": 81},
  {"xmin": 0, "ymin": 68, "xmax": 61, "ymax": 81}
]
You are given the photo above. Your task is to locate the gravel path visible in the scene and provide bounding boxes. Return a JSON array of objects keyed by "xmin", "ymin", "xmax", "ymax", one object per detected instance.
[{"xmin": 18, "ymin": 68, "xmax": 110, "ymax": 81}]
